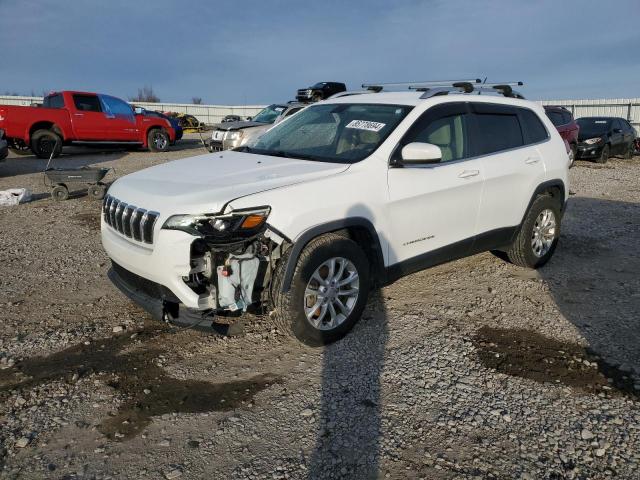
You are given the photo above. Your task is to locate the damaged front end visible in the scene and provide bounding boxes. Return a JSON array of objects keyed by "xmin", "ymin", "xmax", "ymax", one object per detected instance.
[{"xmin": 162, "ymin": 206, "xmax": 289, "ymax": 332}]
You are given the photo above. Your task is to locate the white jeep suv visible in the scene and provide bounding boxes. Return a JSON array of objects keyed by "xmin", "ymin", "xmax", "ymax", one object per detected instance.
[{"xmin": 101, "ymin": 83, "xmax": 569, "ymax": 345}]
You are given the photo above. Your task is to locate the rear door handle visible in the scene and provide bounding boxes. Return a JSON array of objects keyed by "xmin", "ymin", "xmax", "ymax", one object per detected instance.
[
  {"xmin": 525, "ymin": 156, "xmax": 541, "ymax": 165},
  {"xmin": 74, "ymin": 113, "xmax": 84, "ymax": 117},
  {"xmin": 458, "ymin": 170, "xmax": 479, "ymax": 179}
]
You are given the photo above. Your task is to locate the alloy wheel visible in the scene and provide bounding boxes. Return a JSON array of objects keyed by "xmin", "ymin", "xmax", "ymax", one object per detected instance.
[
  {"xmin": 303, "ymin": 257, "xmax": 360, "ymax": 330},
  {"xmin": 531, "ymin": 208, "xmax": 556, "ymax": 257}
]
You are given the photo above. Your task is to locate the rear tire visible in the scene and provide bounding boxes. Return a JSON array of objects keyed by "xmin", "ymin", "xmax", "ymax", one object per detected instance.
[
  {"xmin": 31, "ymin": 129, "xmax": 62, "ymax": 159},
  {"xmin": 147, "ymin": 128, "xmax": 170, "ymax": 152},
  {"xmin": 271, "ymin": 233, "xmax": 370, "ymax": 346},
  {"xmin": 506, "ymin": 195, "xmax": 561, "ymax": 269},
  {"xmin": 51, "ymin": 185, "xmax": 69, "ymax": 201},
  {"xmin": 596, "ymin": 144, "xmax": 609, "ymax": 164}
]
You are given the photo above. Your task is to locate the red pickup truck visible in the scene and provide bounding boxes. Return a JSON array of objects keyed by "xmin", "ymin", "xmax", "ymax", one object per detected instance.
[{"xmin": 0, "ymin": 91, "xmax": 175, "ymax": 159}]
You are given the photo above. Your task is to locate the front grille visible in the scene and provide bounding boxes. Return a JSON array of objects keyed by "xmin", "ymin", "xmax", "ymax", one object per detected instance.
[
  {"xmin": 208, "ymin": 141, "xmax": 223, "ymax": 152},
  {"xmin": 103, "ymin": 194, "xmax": 159, "ymax": 244}
]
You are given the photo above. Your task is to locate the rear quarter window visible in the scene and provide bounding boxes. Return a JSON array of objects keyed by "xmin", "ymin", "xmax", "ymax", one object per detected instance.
[
  {"xmin": 73, "ymin": 94, "xmax": 102, "ymax": 112},
  {"xmin": 519, "ymin": 109, "xmax": 549, "ymax": 144}
]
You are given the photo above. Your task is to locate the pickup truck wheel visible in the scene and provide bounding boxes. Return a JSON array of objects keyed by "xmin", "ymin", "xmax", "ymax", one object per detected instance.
[
  {"xmin": 31, "ymin": 129, "xmax": 62, "ymax": 159},
  {"xmin": 272, "ymin": 233, "xmax": 370, "ymax": 346},
  {"xmin": 506, "ymin": 195, "xmax": 561, "ymax": 269},
  {"xmin": 8, "ymin": 139, "xmax": 32, "ymax": 156},
  {"xmin": 312, "ymin": 92, "xmax": 323, "ymax": 102},
  {"xmin": 147, "ymin": 128, "xmax": 170, "ymax": 152}
]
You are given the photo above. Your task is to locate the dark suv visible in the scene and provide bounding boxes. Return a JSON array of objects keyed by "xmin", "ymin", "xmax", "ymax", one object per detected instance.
[
  {"xmin": 544, "ymin": 106, "xmax": 579, "ymax": 167},
  {"xmin": 296, "ymin": 82, "xmax": 347, "ymax": 103},
  {"xmin": 576, "ymin": 117, "xmax": 636, "ymax": 164}
]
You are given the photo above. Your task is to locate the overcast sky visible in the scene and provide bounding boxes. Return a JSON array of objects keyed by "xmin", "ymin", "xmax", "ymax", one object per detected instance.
[{"xmin": 1, "ymin": 0, "xmax": 639, "ymax": 104}]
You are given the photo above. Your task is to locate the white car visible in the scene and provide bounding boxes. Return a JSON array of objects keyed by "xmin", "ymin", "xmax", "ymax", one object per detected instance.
[
  {"xmin": 101, "ymin": 82, "xmax": 569, "ymax": 345},
  {"xmin": 208, "ymin": 103, "xmax": 306, "ymax": 152}
]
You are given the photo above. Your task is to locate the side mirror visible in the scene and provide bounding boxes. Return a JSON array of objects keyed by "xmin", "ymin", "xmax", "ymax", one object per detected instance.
[
  {"xmin": 400, "ymin": 142, "xmax": 442, "ymax": 165},
  {"xmin": 613, "ymin": 128, "xmax": 622, "ymax": 134},
  {"xmin": 246, "ymin": 116, "xmax": 252, "ymax": 121}
]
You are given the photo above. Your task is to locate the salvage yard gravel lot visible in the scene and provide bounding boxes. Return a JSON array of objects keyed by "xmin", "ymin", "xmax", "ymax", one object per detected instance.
[{"xmin": 1, "ymin": 134, "xmax": 639, "ymax": 479}]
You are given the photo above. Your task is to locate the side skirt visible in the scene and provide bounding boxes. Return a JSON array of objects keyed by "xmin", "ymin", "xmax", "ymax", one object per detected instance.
[{"xmin": 384, "ymin": 226, "xmax": 518, "ymax": 285}]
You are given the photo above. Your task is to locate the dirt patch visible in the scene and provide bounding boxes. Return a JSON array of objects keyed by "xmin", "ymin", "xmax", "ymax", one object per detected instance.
[
  {"xmin": 71, "ymin": 211, "xmax": 101, "ymax": 231},
  {"xmin": 0, "ymin": 326, "xmax": 279, "ymax": 440},
  {"xmin": 473, "ymin": 327, "xmax": 638, "ymax": 398}
]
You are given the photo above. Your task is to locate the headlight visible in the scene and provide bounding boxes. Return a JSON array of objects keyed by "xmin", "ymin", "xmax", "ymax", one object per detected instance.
[
  {"xmin": 225, "ymin": 130, "xmax": 244, "ymax": 141},
  {"xmin": 162, "ymin": 207, "xmax": 270, "ymax": 241},
  {"xmin": 584, "ymin": 137, "xmax": 603, "ymax": 145}
]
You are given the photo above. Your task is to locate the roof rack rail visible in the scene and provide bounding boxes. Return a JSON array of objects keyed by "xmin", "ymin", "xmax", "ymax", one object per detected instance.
[
  {"xmin": 361, "ymin": 78, "xmax": 481, "ymax": 92},
  {"xmin": 327, "ymin": 79, "xmax": 526, "ymax": 100},
  {"xmin": 418, "ymin": 80, "xmax": 525, "ymax": 99}
]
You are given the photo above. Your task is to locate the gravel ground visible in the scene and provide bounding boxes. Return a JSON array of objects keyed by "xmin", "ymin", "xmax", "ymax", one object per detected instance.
[{"xmin": 0, "ymin": 137, "xmax": 639, "ymax": 479}]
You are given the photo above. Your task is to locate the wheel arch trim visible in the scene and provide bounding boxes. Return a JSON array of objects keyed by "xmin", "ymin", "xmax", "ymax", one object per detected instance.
[{"xmin": 280, "ymin": 217, "xmax": 386, "ymax": 293}]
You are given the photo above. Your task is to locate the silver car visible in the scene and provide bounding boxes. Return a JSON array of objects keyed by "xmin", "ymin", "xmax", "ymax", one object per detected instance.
[{"xmin": 207, "ymin": 103, "xmax": 305, "ymax": 152}]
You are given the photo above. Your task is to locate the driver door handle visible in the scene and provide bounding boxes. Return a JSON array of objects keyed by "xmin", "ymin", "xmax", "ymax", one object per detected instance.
[
  {"xmin": 74, "ymin": 113, "xmax": 84, "ymax": 117},
  {"xmin": 525, "ymin": 156, "xmax": 541, "ymax": 165},
  {"xmin": 458, "ymin": 170, "xmax": 479, "ymax": 179}
]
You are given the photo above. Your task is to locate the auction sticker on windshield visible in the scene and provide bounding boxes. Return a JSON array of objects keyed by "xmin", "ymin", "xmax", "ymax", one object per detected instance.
[{"xmin": 345, "ymin": 120, "xmax": 386, "ymax": 132}]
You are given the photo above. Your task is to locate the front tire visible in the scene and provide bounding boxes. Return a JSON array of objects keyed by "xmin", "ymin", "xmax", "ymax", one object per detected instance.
[
  {"xmin": 623, "ymin": 142, "xmax": 634, "ymax": 160},
  {"xmin": 596, "ymin": 144, "xmax": 609, "ymax": 164},
  {"xmin": 31, "ymin": 129, "xmax": 62, "ymax": 159},
  {"xmin": 506, "ymin": 195, "xmax": 561, "ymax": 269},
  {"xmin": 147, "ymin": 128, "xmax": 170, "ymax": 152},
  {"xmin": 272, "ymin": 233, "xmax": 370, "ymax": 346},
  {"xmin": 569, "ymin": 143, "xmax": 576, "ymax": 168}
]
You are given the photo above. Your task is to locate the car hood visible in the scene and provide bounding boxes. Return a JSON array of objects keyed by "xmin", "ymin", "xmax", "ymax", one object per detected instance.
[
  {"xmin": 216, "ymin": 120, "xmax": 268, "ymax": 131},
  {"xmin": 107, "ymin": 151, "xmax": 349, "ymax": 215}
]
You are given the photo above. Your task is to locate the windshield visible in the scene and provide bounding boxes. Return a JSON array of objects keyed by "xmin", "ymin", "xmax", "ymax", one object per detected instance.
[
  {"xmin": 245, "ymin": 103, "xmax": 413, "ymax": 164},
  {"xmin": 577, "ymin": 118, "xmax": 611, "ymax": 137},
  {"xmin": 252, "ymin": 104, "xmax": 287, "ymax": 124}
]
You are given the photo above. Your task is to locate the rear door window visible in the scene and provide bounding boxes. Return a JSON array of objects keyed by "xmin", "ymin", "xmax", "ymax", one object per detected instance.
[
  {"xmin": 469, "ymin": 103, "xmax": 524, "ymax": 156},
  {"xmin": 73, "ymin": 94, "xmax": 102, "ymax": 112},
  {"xmin": 43, "ymin": 94, "xmax": 64, "ymax": 109}
]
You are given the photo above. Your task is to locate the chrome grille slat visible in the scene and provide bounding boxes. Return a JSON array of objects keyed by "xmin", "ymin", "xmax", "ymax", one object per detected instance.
[
  {"xmin": 115, "ymin": 202, "xmax": 127, "ymax": 233},
  {"xmin": 109, "ymin": 198, "xmax": 119, "ymax": 227},
  {"xmin": 103, "ymin": 194, "xmax": 159, "ymax": 244}
]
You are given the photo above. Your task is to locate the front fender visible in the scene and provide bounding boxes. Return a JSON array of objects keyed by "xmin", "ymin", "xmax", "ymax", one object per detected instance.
[{"xmin": 278, "ymin": 217, "xmax": 386, "ymax": 293}]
